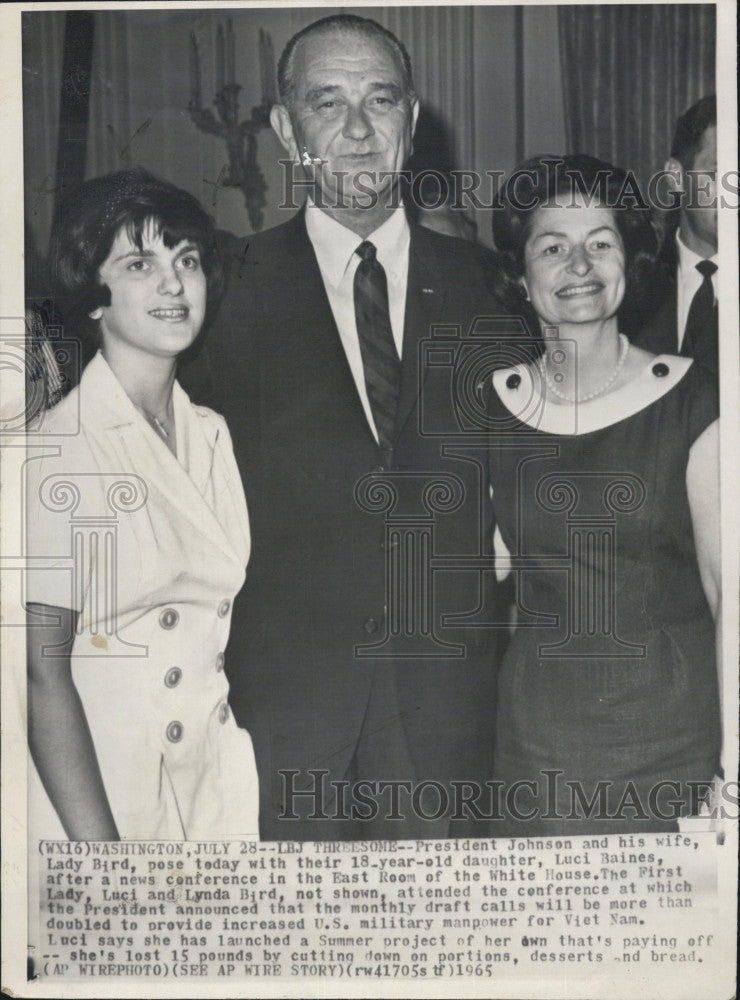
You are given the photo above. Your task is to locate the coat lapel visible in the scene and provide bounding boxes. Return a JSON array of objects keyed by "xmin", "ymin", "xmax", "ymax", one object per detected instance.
[
  {"xmin": 394, "ymin": 226, "xmax": 450, "ymax": 439},
  {"xmin": 633, "ymin": 285, "xmax": 678, "ymax": 356},
  {"xmin": 81, "ymin": 355, "xmax": 245, "ymax": 569},
  {"xmin": 283, "ymin": 212, "xmax": 380, "ymax": 447},
  {"xmin": 657, "ymin": 288, "xmax": 679, "ymax": 354},
  {"xmin": 274, "ymin": 215, "xmax": 450, "ymax": 448}
]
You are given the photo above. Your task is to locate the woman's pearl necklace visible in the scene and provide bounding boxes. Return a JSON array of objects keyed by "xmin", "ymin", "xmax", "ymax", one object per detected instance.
[{"xmin": 539, "ymin": 333, "xmax": 630, "ymax": 403}]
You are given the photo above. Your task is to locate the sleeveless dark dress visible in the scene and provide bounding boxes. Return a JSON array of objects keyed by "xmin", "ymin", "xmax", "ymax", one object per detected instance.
[{"xmin": 486, "ymin": 358, "xmax": 720, "ymax": 835}]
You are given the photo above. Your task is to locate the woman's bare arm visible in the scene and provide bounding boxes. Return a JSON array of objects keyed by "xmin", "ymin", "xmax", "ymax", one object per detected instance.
[
  {"xmin": 27, "ymin": 603, "xmax": 119, "ymax": 840},
  {"xmin": 686, "ymin": 419, "xmax": 723, "ymax": 770}
]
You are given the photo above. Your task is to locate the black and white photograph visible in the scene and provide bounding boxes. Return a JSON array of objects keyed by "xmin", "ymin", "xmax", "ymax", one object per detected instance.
[{"xmin": 1, "ymin": 2, "xmax": 737, "ymax": 997}]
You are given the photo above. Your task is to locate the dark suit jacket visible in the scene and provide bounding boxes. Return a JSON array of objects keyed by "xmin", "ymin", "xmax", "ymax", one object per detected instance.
[
  {"xmin": 181, "ymin": 211, "xmax": 510, "ymax": 838},
  {"xmin": 631, "ymin": 238, "xmax": 718, "ymax": 376}
]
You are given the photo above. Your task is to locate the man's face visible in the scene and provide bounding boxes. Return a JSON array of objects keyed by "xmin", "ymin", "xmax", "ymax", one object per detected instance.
[
  {"xmin": 273, "ymin": 29, "xmax": 419, "ymax": 209},
  {"xmin": 679, "ymin": 124, "xmax": 717, "ymax": 256}
]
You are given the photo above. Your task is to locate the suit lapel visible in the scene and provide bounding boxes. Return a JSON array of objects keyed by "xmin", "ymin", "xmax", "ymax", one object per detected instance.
[
  {"xmin": 274, "ymin": 216, "xmax": 452, "ymax": 447},
  {"xmin": 658, "ymin": 288, "xmax": 679, "ymax": 354},
  {"xmin": 281, "ymin": 213, "xmax": 377, "ymax": 443},
  {"xmin": 395, "ymin": 227, "xmax": 450, "ymax": 439},
  {"xmin": 636, "ymin": 285, "xmax": 678, "ymax": 356},
  {"xmin": 684, "ymin": 301, "xmax": 718, "ymax": 367}
]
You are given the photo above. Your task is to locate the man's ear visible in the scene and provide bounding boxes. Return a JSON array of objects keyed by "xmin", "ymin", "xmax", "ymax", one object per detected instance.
[
  {"xmin": 664, "ymin": 157, "xmax": 685, "ymax": 194},
  {"xmin": 270, "ymin": 104, "xmax": 299, "ymax": 160}
]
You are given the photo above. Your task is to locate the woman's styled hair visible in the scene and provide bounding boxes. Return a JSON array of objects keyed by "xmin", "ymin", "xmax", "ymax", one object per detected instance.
[
  {"xmin": 491, "ymin": 154, "xmax": 661, "ymax": 337},
  {"xmin": 48, "ymin": 167, "xmax": 225, "ymax": 342}
]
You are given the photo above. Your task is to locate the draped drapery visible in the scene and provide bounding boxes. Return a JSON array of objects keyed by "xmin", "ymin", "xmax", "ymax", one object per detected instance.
[
  {"xmin": 558, "ymin": 4, "xmax": 716, "ymax": 191},
  {"xmin": 23, "ymin": 7, "xmax": 479, "ymax": 254},
  {"xmin": 25, "ymin": 6, "xmax": 716, "ymax": 254}
]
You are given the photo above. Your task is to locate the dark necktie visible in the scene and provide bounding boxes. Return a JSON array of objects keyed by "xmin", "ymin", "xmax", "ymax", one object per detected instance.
[
  {"xmin": 354, "ymin": 241, "xmax": 401, "ymax": 448},
  {"xmin": 681, "ymin": 259, "xmax": 717, "ymax": 358}
]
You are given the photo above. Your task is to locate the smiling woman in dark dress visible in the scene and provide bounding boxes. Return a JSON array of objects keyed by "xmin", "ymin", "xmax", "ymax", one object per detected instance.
[{"xmin": 486, "ymin": 154, "xmax": 722, "ymax": 835}]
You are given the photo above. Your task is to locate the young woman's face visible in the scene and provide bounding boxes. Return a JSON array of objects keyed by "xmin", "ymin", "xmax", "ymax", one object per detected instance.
[
  {"xmin": 93, "ymin": 219, "xmax": 206, "ymax": 360},
  {"xmin": 521, "ymin": 196, "xmax": 626, "ymax": 330}
]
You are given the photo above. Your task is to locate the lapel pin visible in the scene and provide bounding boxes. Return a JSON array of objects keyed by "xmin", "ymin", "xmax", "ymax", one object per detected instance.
[{"xmin": 422, "ymin": 287, "xmax": 434, "ymax": 294}]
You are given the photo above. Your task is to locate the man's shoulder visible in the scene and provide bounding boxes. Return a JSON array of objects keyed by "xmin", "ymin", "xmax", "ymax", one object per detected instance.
[
  {"xmin": 410, "ymin": 222, "xmax": 496, "ymax": 266},
  {"xmin": 217, "ymin": 213, "xmax": 306, "ymax": 274},
  {"xmin": 409, "ymin": 224, "xmax": 500, "ymax": 303}
]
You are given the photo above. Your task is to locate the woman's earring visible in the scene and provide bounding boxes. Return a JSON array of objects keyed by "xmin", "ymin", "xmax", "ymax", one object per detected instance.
[{"xmin": 89, "ymin": 307, "xmax": 103, "ymax": 320}]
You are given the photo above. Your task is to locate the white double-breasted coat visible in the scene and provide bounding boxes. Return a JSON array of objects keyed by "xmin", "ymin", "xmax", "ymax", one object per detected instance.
[{"xmin": 26, "ymin": 352, "xmax": 259, "ymax": 839}]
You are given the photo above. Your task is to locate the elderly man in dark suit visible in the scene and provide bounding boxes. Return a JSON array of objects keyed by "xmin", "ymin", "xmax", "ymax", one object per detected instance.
[
  {"xmin": 182, "ymin": 14, "xmax": 507, "ymax": 840},
  {"xmin": 633, "ymin": 96, "xmax": 718, "ymax": 374}
]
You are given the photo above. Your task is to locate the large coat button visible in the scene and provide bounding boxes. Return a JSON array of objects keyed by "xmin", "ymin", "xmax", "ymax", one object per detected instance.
[
  {"xmin": 215, "ymin": 652, "xmax": 225, "ymax": 672},
  {"xmin": 218, "ymin": 702, "xmax": 230, "ymax": 724},
  {"xmin": 164, "ymin": 667, "xmax": 182, "ymax": 688},
  {"xmin": 166, "ymin": 721, "xmax": 183, "ymax": 742},
  {"xmin": 159, "ymin": 608, "xmax": 179, "ymax": 629},
  {"xmin": 217, "ymin": 599, "xmax": 231, "ymax": 618}
]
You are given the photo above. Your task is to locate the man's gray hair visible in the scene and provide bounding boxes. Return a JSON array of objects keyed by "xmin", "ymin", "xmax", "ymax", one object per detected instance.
[{"xmin": 277, "ymin": 14, "xmax": 417, "ymax": 109}]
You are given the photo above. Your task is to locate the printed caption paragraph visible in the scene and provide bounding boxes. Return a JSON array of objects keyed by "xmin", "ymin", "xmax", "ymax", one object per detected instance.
[{"xmin": 33, "ymin": 833, "xmax": 723, "ymax": 984}]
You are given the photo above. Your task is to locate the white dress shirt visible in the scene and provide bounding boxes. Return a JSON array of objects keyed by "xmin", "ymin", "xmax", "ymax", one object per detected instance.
[
  {"xmin": 305, "ymin": 202, "xmax": 410, "ymax": 441},
  {"xmin": 675, "ymin": 229, "xmax": 718, "ymax": 350}
]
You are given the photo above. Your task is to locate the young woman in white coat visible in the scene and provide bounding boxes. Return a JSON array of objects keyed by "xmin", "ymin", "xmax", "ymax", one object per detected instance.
[{"xmin": 26, "ymin": 168, "xmax": 259, "ymax": 840}]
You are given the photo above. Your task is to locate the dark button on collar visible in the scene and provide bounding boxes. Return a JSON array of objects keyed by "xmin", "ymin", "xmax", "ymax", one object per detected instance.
[
  {"xmin": 166, "ymin": 721, "xmax": 183, "ymax": 743},
  {"xmin": 159, "ymin": 608, "xmax": 179, "ymax": 630},
  {"xmin": 164, "ymin": 667, "xmax": 182, "ymax": 688},
  {"xmin": 652, "ymin": 362, "xmax": 669, "ymax": 377},
  {"xmin": 216, "ymin": 652, "xmax": 225, "ymax": 672},
  {"xmin": 506, "ymin": 373, "xmax": 522, "ymax": 389},
  {"xmin": 217, "ymin": 599, "xmax": 231, "ymax": 618},
  {"xmin": 218, "ymin": 702, "xmax": 230, "ymax": 724}
]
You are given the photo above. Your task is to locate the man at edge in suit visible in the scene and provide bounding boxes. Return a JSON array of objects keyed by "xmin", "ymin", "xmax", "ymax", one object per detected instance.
[
  {"xmin": 182, "ymin": 14, "xmax": 507, "ymax": 840},
  {"xmin": 633, "ymin": 95, "xmax": 718, "ymax": 374}
]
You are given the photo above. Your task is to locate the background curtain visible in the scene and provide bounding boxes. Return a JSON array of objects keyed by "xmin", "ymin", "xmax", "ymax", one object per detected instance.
[{"xmin": 558, "ymin": 4, "xmax": 716, "ymax": 191}]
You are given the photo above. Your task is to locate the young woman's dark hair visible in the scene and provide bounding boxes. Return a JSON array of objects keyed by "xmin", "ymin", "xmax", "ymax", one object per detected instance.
[
  {"xmin": 48, "ymin": 167, "xmax": 225, "ymax": 345},
  {"xmin": 491, "ymin": 154, "xmax": 662, "ymax": 338}
]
